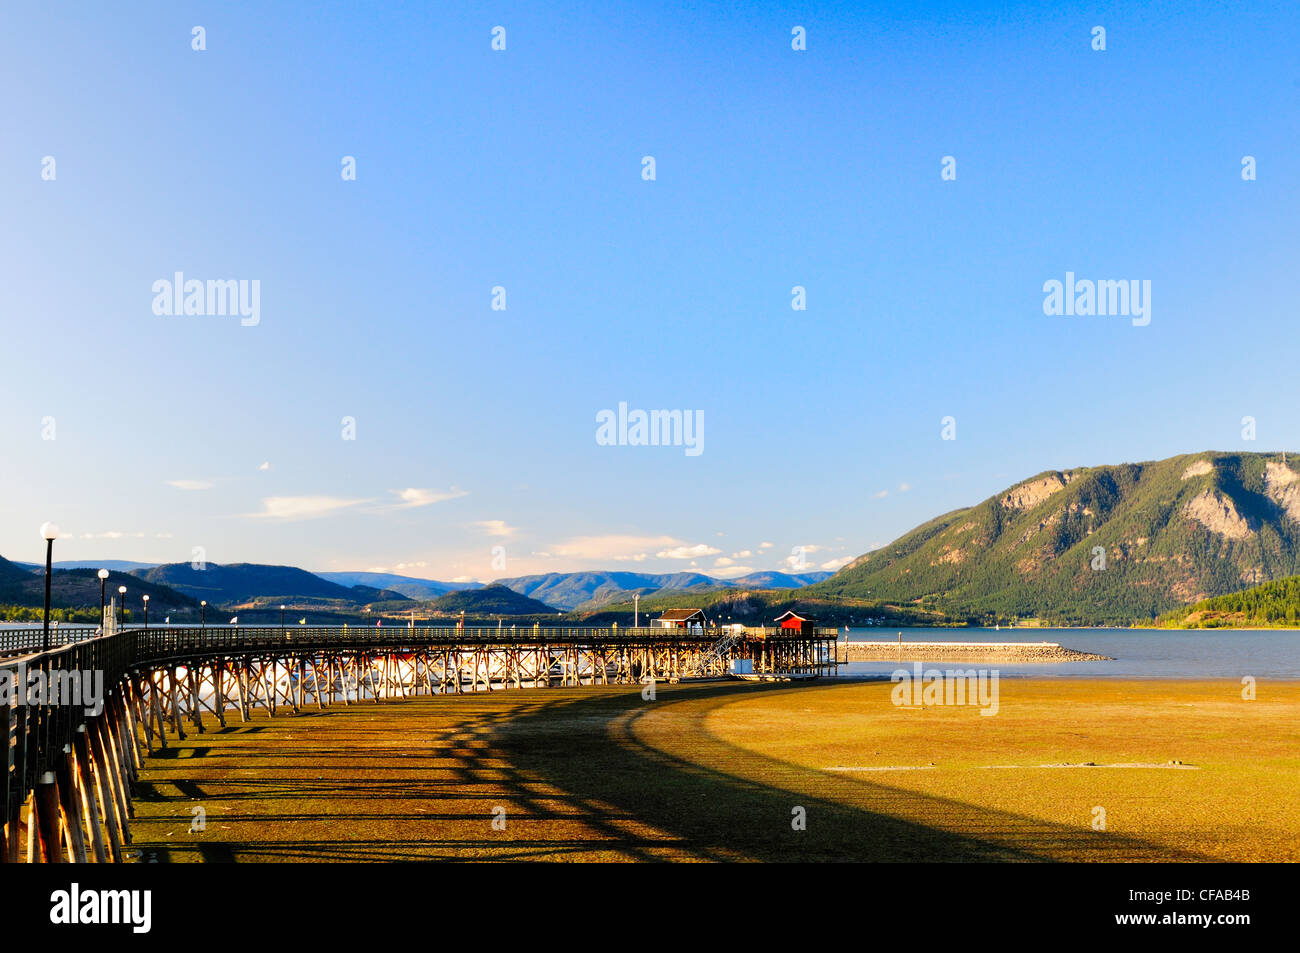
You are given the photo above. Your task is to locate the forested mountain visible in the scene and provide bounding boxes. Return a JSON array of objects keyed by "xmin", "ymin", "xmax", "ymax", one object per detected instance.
[{"xmin": 811, "ymin": 451, "xmax": 1300, "ymax": 625}]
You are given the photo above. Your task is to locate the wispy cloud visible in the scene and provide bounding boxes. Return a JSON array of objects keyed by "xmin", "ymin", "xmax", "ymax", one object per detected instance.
[
  {"xmin": 387, "ymin": 487, "xmax": 468, "ymax": 509},
  {"xmin": 167, "ymin": 479, "xmax": 214, "ymax": 491},
  {"xmin": 257, "ymin": 461, "xmax": 270, "ymax": 471},
  {"xmin": 820, "ymin": 556, "xmax": 853, "ymax": 570},
  {"xmin": 873, "ymin": 489, "xmax": 889, "ymax": 498},
  {"xmin": 711, "ymin": 565, "xmax": 757, "ymax": 579},
  {"xmin": 549, "ymin": 535, "xmax": 679, "ymax": 562},
  {"xmin": 656, "ymin": 542, "xmax": 723, "ymax": 560},
  {"xmin": 246, "ymin": 496, "xmax": 374, "ymax": 520},
  {"xmin": 474, "ymin": 519, "xmax": 517, "ymax": 537}
]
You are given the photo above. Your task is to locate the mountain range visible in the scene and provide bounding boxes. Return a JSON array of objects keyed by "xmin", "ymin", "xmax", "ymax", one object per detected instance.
[
  {"xmin": 492, "ymin": 570, "xmax": 832, "ymax": 611},
  {"xmin": 810, "ymin": 451, "xmax": 1300, "ymax": 625},
  {"xmin": 5, "ymin": 451, "xmax": 1298, "ymax": 626}
]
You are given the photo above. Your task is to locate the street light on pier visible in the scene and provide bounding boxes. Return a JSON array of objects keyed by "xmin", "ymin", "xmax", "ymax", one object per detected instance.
[
  {"xmin": 118, "ymin": 586, "xmax": 127, "ymax": 625},
  {"xmin": 98, "ymin": 569, "xmax": 110, "ymax": 623},
  {"xmin": 39, "ymin": 522, "xmax": 58, "ymax": 652},
  {"xmin": 634, "ymin": 593, "xmax": 639, "ymax": 628},
  {"xmin": 142, "ymin": 594, "xmax": 149, "ymax": 629},
  {"xmin": 200, "ymin": 600, "xmax": 207, "ymax": 631},
  {"xmin": 280, "ymin": 604, "xmax": 286, "ymax": 636}
]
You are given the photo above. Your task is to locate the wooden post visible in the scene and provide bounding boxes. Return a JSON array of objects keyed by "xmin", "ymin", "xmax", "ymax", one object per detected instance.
[
  {"xmin": 73, "ymin": 727, "xmax": 109, "ymax": 863},
  {"xmin": 88, "ymin": 721, "xmax": 125, "ymax": 858},
  {"xmin": 35, "ymin": 773, "xmax": 63, "ymax": 863},
  {"xmin": 55, "ymin": 747, "xmax": 88, "ymax": 863}
]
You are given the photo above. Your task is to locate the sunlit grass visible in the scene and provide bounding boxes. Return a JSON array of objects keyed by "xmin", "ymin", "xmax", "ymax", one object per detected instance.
[{"xmin": 128, "ymin": 678, "xmax": 1300, "ymax": 862}]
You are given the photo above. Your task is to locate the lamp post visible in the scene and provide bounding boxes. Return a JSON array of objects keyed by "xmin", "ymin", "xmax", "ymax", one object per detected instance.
[
  {"xmin": 280, "ymin": 604, "xmax": 286, "ymax": 636},
  {"xmin": 118, "ymin": 586, "xmax": 127, "ymax": 625},
  {"xmin": 200, "ymin": 600, "xmax": 207, "ymax": 631},
  {"xmin": 142, "ymin": 594, "xmax": 149, "ymax": 629},
  {"xmin": 634, "ymin": 593, "xmax": 639, "ymax": 629},
  {"xmin": 39, "ymin": 522, "xmax": 58, "ymax": 652},
  {"xmin": 98, "ymin": 568, "xmax": 110, "ymax": 623}
]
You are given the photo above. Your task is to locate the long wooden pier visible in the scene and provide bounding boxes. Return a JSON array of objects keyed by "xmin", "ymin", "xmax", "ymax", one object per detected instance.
[{"xmin": 1, "ymin": 622, "xmax": 837, "ymax": 863}]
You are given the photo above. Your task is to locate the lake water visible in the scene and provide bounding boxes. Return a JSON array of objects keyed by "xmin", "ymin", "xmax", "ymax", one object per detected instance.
[{"xmin": 840, "ymin": 628, "xmax": 1300, "ymax": 679}]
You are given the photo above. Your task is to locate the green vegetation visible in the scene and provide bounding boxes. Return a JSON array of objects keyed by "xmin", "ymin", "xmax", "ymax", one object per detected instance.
[
  {"xmin": 810, "ymin": 451, "xmax": 1300, "ymax": 626},
  {"xmin": 0, "ymin": 604, "xmax": 105, "ymax": 624},
  {"xmin": 1158, "ymin": 574, "xmax": 1300, "ymax": 628},
  {"xmin": 568, "ymin": 584, "xmax": 956, "ymax": 627},
  {"xmin": 428, "ymin": 584, "xmax": 560, "ymax": 617}
]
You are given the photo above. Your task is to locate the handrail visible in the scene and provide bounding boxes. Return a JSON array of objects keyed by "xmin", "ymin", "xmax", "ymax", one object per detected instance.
[{"xmin": 0, "ymin": 624, "xmax": 840, "ymax": 660}]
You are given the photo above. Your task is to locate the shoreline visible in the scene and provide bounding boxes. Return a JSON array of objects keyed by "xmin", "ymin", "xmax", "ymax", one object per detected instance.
[
  {"xmin": 842, "ymin": 641, "xmax": 1110, "ymax": 664},
  {"xmin": 124, "ymin": 678, "xmax": 1300, "ymax": 863}
]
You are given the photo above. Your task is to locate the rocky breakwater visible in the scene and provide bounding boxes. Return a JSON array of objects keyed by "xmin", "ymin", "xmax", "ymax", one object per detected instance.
[{"xmin": 845, "ymin": 640, "xmax": 1112, "ymax": 664}]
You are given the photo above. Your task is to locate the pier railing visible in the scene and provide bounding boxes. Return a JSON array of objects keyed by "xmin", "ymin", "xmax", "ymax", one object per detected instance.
[
  {"xmin": 0, "ymin": 623, "xmax": 840, "ymax": 661},
  {"xmin": 2, "ymin": 621, "xmax": 840, "ymax": 861}
]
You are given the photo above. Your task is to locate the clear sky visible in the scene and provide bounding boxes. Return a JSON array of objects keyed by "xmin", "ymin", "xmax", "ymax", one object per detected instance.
[{"xmin": 2, "ymin": 1, "xmax": 1296, "ymax": 582}]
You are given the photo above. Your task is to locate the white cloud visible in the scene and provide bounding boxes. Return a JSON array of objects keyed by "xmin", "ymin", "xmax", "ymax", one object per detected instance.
[
  {"xmin": 873, "ymin": 489, "xmax": 889, "ymax": 498},
  {"xmin": 656, "ymin": 543, "xmax": 723, "ymax": 560},
  {"xmin": 711, "ymin": 565, "xmax": 757, "ymax": 579},
  {"xmin": 549, "ymin": 535, "xmax": 679, "ymax": 562},
  {"xmin": 246, "ymin": 496, "xmax": 373, "ymax": 520},
  {"xmin": 714, "ymin": 556, "xmax": 735, "ymax": 567},
  {"xmin": 759, "ymin": 541, "xmax": 773, "ymax": 549},
  {"xmin": 258, "ymin": 461, "xmax": 271, "ymax": 471},
  {"xmin": 474, "ymin": 520, "xmax": 517, "ymax": 537},
  {"xmin": 167, "ymin": 479, "xmax": 213, "ymax": 491},
  {"xmin": 389, "ymin": 487, "xmax": 468, "ymax": 509},
  {"xmin": 821, "ymin": 556, "xmax": 853, "ymax": 571},
  {"xmin": 899, "ymin": 482, "xmax": 911, "ymax": 492}
]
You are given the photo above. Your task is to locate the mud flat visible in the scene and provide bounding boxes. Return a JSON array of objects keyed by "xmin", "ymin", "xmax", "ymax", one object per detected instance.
[
  {"xmin": 128, "ymin": 678, "xmax": 1300, "ymax": 862},
  {"xmin": 845, "ymin": 640, "xmax": 1111, "ymax": 663}
]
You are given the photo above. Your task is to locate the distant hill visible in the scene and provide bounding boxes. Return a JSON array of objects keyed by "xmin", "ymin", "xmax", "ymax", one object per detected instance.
[
  {"xmin": 495, "ymin": 571, "xmax": 719, "ymax": 610},
  {"xmin": 132, "ymin": 563, "xmax": 409, "ymax": 607},
  {"xmin": 811, "ymin": 451, "xmax": 1300, "ymax": 625},
  {"xmin": 568, "ymin": 585, "xmax": 944, "ymax": 628},
  {"xmin": 730, "ymin": 571, "xmax": 832, "ymax": 589},
  {"xmin": 0, "ymin": 554, "xmax": 32, "ymax": 588},
  {"xmin": 493, "ymin": 570, "xmax": 830, "ymax": 611},
  {"xmin": 428, "ymin": 585, "xmax": 559, "ymax": 617},
  {"xmin": 0, "ymin": 563, "xmax": 198, "ymax": 618},
  {"xmin": 12, "ymin": 560, "xmax": 160, "ymax": 573},
  {"xmin": 315, "ymin": 571, "xmax": 482, "ymax": 601},
  {"xmin": 1158, "ymin": 574, "xmax": 1300, "ymax": 628}
]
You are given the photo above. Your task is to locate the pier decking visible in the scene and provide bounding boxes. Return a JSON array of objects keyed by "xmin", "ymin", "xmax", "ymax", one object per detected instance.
[{"xmin": 1, "ymin": 621, "xmax": 837, "ymax": 863}]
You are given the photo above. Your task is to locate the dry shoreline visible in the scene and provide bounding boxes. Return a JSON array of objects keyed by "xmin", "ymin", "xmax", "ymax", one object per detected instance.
[
  {"xmin": 126, "ymin": 678, "xmax": 1300, "ymax": 862},
  {"xmin": 844, "ymin": 640, "xmax": 1111, "ymax": 663}
]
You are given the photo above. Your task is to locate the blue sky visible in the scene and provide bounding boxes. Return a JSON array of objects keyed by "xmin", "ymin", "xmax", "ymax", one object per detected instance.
[{"xmin": 1, "ymin": 1, "xmax": 1297, "ymax": 581}]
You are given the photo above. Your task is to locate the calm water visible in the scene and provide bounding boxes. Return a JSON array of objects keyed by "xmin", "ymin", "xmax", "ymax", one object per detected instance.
[{"xmin": 840, "ymin": 627, "xmax": 1300, "ymax": 678}]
